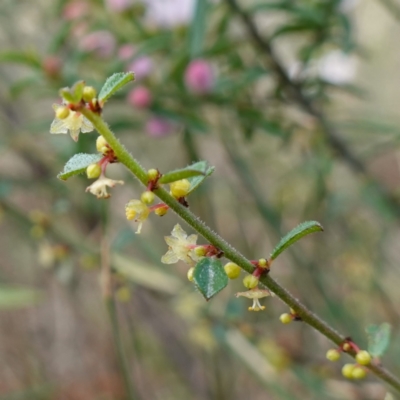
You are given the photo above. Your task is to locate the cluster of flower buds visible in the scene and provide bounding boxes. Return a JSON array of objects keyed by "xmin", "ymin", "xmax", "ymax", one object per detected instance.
[{"xmin": 326, "ymin": 342, "xmax": 372, "ymax": 380}]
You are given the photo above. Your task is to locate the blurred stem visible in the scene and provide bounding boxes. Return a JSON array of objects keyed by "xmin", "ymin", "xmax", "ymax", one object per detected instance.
[
  {"xmin": 101, "ymin": 208, "xmax": 137, "ymax": 400},
  {"xmin": 225, "ymin": 0, "xmax": 400, "ymax": 221},
  {"xmin": 80, "ymin": 106, "xmax": 400, "ymax": 394}
]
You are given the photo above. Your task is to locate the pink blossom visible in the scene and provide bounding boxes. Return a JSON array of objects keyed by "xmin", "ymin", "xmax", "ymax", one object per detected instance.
[
  {"xmin": 42, "ymin": 56, "xmax": 62, "ymax": 79},
  {"xmin": 128, "ymin": 86, "xmax": 152, "ymax": 108},
  {"xmin": 118, "ymin": 44, "xmax": 136, "ymax": 61},
  {"xmin": 79, "ymin": 31, "xmax": 116, "ymax": 58},
  {"xmin": 146, "ymin": 117, "xmax": 174, "ymax": 138},
  {"xmin": 63, "ymin": 1, "xmax": 89, "ymax": 20},
  {"xmin": 105, "ymin": 0, "xmax": 133, "ymax": 12},
  {"xmin": 144, "ymin": 0, "xmax": 195, "ymax": 28},
  {"xmin": 184, "ymin": 59, "xmax": 214, "ymax": 94},
  {"xmin": 127, "ymin": 56, "xmax": 154, "ymax": 80}
]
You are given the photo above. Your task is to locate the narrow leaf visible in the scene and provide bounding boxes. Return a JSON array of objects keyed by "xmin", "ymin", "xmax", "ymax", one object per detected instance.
[
  {"xmin": 0, "ymin": 50, "xmax": 42, "ymax": 69},
  {"xmin": 71, "ymin": 80, "xmax": 85, "ymax": 103},
  {"xmin": 366, "ymin": 323, "xmax": 391, "ymax": 358},
  {"xmin": 159, "ymin": 167, "xmax": 206, "ymax": 185},
  {"xmin": 189, "ymin": 0, "xmax": 208, "ymax": 58},
  {"xmin": 193, "ymin": 257, "xmax": 228, "ymax": 300},
  {"xmin": 57, "ymin": 153, "xmax": 103, "ymax": 181},
  {"xmin": 99, "ymin": 72, "xmax": 135, "ymax": 104},
  {"xmin": 59, "ymin": 87, "xmax": 75, "ymax": 104},
  {"xmin": 186, "ymin": 160, "xmax": 215, "ymax": 194},
  {"xmin": 270, "ymin": 221, "xmax": 323, "ymax": 260},
  {"xmin": 0, "ymin": 286, "xmax": 42, "ymax": 309}
]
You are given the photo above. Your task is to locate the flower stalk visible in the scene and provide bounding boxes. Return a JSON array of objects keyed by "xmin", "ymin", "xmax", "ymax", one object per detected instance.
[{"xmin": 79, "ymin": 106, "xmax": 400, "ymax": 394}]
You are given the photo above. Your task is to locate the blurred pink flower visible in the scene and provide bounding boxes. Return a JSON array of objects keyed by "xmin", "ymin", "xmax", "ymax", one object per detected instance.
[
  {"xmin": 79, "ymin": 31, "xmax": 116, "ymax": 58},
  {"xmin": 63, "ymin": 1, "xmax": 89, "ymax": 20},
  {"xmin": 184, "ymin": 59, "xmax": 214, "ymax": 94},
  {"xmin": 127, "ymin": 56, "xmax": 154, "ymax": 80},
  {"xmin": 128, "ymin": 86, "xmax": 152, "ymax": 108},
  {"xmin": 146, "ymin": 117, "xmax": 174, "ymax": 137},
  {"xmin": 42, "ymin": 56, "xmax": 62, "ymax": 79},
  {"xmin": 144, "ymin": 0, "xmax": 195, "ymax": 28},
  {"xmin": 105, "ymin": 0, "xmax": 132, "ymax": 12},
  {"xmin": 118, "ymin": 44, "xmax": 136, "ymax": 61}
]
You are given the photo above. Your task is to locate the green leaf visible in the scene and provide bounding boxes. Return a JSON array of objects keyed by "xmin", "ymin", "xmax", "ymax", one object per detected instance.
[
  {"xmin": 186, "ymin": 161, "xmax": 215, "ymax": 194},
  {"xmin": 59, "ymin": 87, "xmax": 75, "ymax": 103},
  {"xmin": 59, "ymin": 80, "xmax": 85, "ymax": 104},
  {"xmin": 366, "ymin": 323, "xmax": 391, "ymax": 358},
  {"xmin": 99, "ymin": 72, "xmax": 135, "ymax": 104},
  {"xmin": 193, "ymin": 258, "xmax": 228, "ymax": 300},
  {"xmin": 159, "ymin": 164, "xmax": 206, "ymax": 184},
  {"xmin": 0, "ymin": 50, "xmax": 42, "ymax": 69},
  {"xmin": 57, "ymin": 153, "xmax": 103, "ymax": 181},
  {"xmin": 0, "ymin": 286, "xmax": 42, "ymax": 309},
  {"xmin": 270, "ymin": 221, "xmax": 323, "ymax": 260},
  {"xmin": 189, "ymin": 0, "xmax": 208, "ymax": 58}
]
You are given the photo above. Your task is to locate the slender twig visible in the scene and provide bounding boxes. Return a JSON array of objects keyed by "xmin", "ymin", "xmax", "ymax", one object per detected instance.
[
  {"xmin": 224, "ymin": 0, "xmax": 400, "ymax": 219},
  {"xmin": 80, "ymin": 106, "xmax": 400, "ymax": 393}
]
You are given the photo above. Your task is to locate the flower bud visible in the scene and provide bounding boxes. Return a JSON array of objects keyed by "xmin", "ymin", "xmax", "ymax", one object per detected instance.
[
  {"xmin": 326, "ymin": 349, "xmax": 341, "ymax": 362},
  {"xmin": 193, "ymin": 246, "xmax": 207, "ymax": 257},
  {"xmin": 147, "ymin": 168, "xmax": 159, "ymax": 181},
  {"xmin": 224, "ymin": 262, "xmax": 241, "ymax": 279},
  {"xmin": 279, "ymin": 313, "xmax": 293, "ymax": 324},
  {"xmin": 355, "ymin": 350, "xmax": 371, "ymax": 366},
  {"xmin": 187, "ymin": 267, "xmax": 194, "ymax": 282},
  {"xmin": 96, "ymin": 135, "xmax": 109, "ymax": 153},
  {"xmin": 154, "ymin": 206, "xmax": 168, "ymax": 216},
  {"xmin": 258, "ymin": 258, "xmax": 268, "ymax": 268},
  {"xmin": 352, "ymin": 366, "xmax": 367, "ymax": 380},
  {"xmin": 184, "ymin": 59, "xmax": 214, "ymax": 94},
  {"xmin": 342, "ymin": 343, "xmax": 351, "ymax": 352},
  {"xmin": 141, "ymin": 191, "xmax": 155, "ymax": 204},
  {"xmin": 86, "ymin": 163, "xmax": 101, "ymax": 179},
  {"xmin": 243, "ymin": 275, "xmax": 258, "ymax": 289},
  {"xmin": 56, "ymin": 106, "xmax": 70, "ymax": 120},
  {"xmin": 170, "ymin": 179, "xmax": 191, "ymax": 198},
  {"xmin": 128, "ymin": 86, "xmax": 152, "ymax": 108},
  {"xmin": 342, "ymin": 363, "xmax": 355, "ymax": 379},
  {"xmin": 82, "ymin": 86, "xmax": 97, "ymax": 102}
]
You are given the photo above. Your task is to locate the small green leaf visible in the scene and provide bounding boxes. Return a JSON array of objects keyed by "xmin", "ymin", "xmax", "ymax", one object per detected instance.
[
  {"xmin": 57, "ymin": 153, "xmax": 103, "ymax": 181},
  {"xmin": 0, "ymin": 50, "xmax": 42, "ymax": 69},
  {"xmin": 159, "ymin": 165, "xmax": 206, "ymax": 185},
  {"xmin": 186, "ymin": 161, "xmax": 215, "ymax": 195},
  {"xmin": 270, "ymin": 221, "xmax": 323, "ymax": 260},
  {"xmin": 0, "ymin": 286, "xmax": 42, "ymax": 309},
  {"xmin": 366, "ymin": 323, "xmax": 391, "ymax": 358},
  {"xmin": 59, "ymin": 87, "xmax": 75, "ymax": 103},
  {"xmin": 193, "ymin": 257, "xmax": 228, "ymax": 300},
  {"xmin": 189, "ymin": 0, "xmax": 208, "ymax": 58},
  {"xmin": 99, "ymin": 72, "xmax": 135, "ymax": 104},
  {"xmin": 59, "ymin": 80, "xmax": 85, "ymax": 104}
]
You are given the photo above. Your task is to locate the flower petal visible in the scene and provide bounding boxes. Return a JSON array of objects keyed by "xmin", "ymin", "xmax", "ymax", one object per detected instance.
[
  {"xmin": 161, "ymin": 249, "xmax": 179, "ymax": 264},
  {"xmin": 50, "ymin": 119, "xmax": 68, "ymax": 134}
]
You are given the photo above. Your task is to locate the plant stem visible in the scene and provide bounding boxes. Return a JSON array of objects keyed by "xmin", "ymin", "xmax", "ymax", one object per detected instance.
[{"xmin": 81, "ymin": 107, "xmax": 400, "ymax": 394}]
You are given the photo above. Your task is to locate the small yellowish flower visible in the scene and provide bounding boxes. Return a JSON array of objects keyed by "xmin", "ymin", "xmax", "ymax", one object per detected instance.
[
  {"xmin": 50, "ymin": 103, "xmax": 94, "ymax": 142},
  {"xmin": 86, "ymin": 174, "xmax": 124, "ymax": 199},
  {"xmin": 170, "ymin": 179, "xmax": 191, "ymax": 198},
  {"xmin": 161, "ymin": 223, "xmax": 199, "ymax": 265},
  {"xmin": 125, "ymin": 199, "xmax": 150, "ymax": 234},
  {"xmin": 235, "ymin": 288, "xmax": 273, "ymax": 311}
]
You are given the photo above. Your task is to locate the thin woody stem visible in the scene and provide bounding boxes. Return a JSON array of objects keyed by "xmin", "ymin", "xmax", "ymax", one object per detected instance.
[{"xmin": 80, "ymin": 106, "xmax": 400, "ymax": 394}]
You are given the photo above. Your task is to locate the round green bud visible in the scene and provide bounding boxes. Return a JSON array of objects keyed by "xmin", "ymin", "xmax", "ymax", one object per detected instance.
[
  {"xmin": 187, "ymin": 267, "xmax": 194, "ymax": 282},
  {"xmin": 279, "ymin": 313, "xmax": 293, "ymax": 324},
  {"xmin": 355, "ymin": 350, "xmax": 371, "ymax": 366},
  {"xmin": 147, "ymin": 169, "xmax": 158, "ymax": 181},
  {"xmin": 224, "ymin": 262, "xmax": 241, "ymax": 279},
  {"xmin": 170, "ymin": 179, "xmax": 191, "ymax": 198},
  {"xmin": 326, "ymin": 349, "xmax": 341, "ymax": 362},
  {"xmin": 96, "ymin": 135, "xmax": 109, "ymax": 153},
  {"xmin": 342, "ymin": 363, "xmax": 355, "ymax": 379},
  {"xmin": 258, "ymin": 258, "xmax": 268, "ymax": 268},
  {"xmin": 342, "ymin": 343, "xmax": 351, "ymax": 352},
  {"xmin": 82, "ymin": 86, "xmax": 97, "ymax": 102},
  {"xmin": 86, "ymin": 163, "xmax": 101, "ymax": 179},
  {"xmin": 351, "ymin": 366, "xmax": 367, "ymax": 380},
  {"xmin": 141, "ymin": 191, "xmax": 155, "ymax": 204},
  {"xmin": 56, "ymin": 106, "xmax": 70, "ymax": 120},
  {"xmin": 243, "ymin": 275, "xmax": 259, "ymax": 289}
]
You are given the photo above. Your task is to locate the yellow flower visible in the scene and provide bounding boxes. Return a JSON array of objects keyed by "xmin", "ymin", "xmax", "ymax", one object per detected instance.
[
  {"xmin": 235, "ymin": 288, "xmax": 274, "ymax": 311},
  {"xmin": 161, "ymin": 224, "xmax": 199, "ymax": 265},
  {"xmin": 125, "ymin": 199, "xmax": 150, "ymax": 234},
  {"xmin": 50, "ymin": 103, "xmax": 94, "ymax": 142},
  {"xmin": 85, "ymin": 174, "xmax": 124, "ymax": 199}
]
